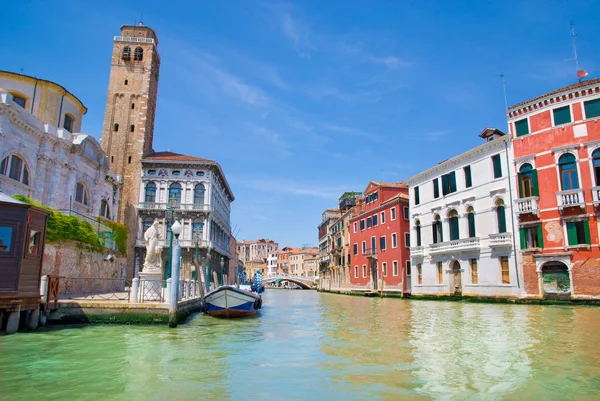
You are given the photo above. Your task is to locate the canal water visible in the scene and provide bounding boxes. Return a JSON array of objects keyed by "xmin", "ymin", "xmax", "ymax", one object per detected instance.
[{"xmin": 1, "ymin": 291, "xmax": 600, "ymax": 400}]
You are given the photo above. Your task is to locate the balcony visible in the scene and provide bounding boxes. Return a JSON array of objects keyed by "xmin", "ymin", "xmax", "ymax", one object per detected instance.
[
  {"xmin": 429, "ymin": 237, "xmax": 480, "ymax": 255},
  {"xmin": 592, "ymin": 187, "xmax": 600, "ymax": 207},
  {"xmin": 515, "ymin": 196, "xmax": 539, "ymax": 217},
  {"xmin": 488, "ymin": 233, "xmax": 512, "ymax": 248},
  {"xmin": 410, "ymin": 246, "xmax": 425, "ymax": 257},
  {"xmin": 138, "ymin": 202, "xmax": 210, "ymax": 212},
  {"xmin": 364, "ymin": 248, "xmax": 378, "ymax": 260},
  {"xmin": 556, "ymin": 189, "xmax": 585, "ymax": 211}
]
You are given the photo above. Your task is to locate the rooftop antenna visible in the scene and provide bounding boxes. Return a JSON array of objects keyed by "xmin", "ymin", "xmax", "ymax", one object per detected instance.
[
  {"xmin": 564, "ymin": 21, "xmax": 588, "ymax": 82},
  {"xmin": 500, "ymin": 74, "xmax": 508, "ymax": 111},
  {"xmin": 138, "ymin": 14, "xmax": 144, "ymax": 26},
  {"xmin": 20, "ymin": 68, "xmax": 24, "ymax": 75}
]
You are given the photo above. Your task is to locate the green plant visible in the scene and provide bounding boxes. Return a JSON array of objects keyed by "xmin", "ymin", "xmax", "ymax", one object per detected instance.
[{"xmin": 98, "ymin": 217, "xmax": 128, "ymax": 255}]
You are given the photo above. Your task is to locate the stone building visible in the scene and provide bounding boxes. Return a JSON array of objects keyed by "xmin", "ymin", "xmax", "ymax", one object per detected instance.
[
  {"xmin": 317, "ymin": 208, "xmax": 340, "ymax": 274},
  {"xmin": 406, "ymin": 128, "xmax": 520, "ymax": 298},
  {"xmin": 236, "ymin": 238, "xmax": 278, "ymax": 265},
  {"xmin": 100, "ymin": 23, "xmax": 161, "ymax": 275},
  {"xmin": 136, "ymin": 151, "xmax": 234, "ymax": 283},
  {"xmin": 0, "ymin": 71, "xmax": 120, "ymax": 225},
  {"xmin": 508, "ymin": 78, "xmax": 600, "ymax": 299}
]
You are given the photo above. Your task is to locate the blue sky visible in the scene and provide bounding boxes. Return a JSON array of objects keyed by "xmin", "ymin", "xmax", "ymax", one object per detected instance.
[{"xmin": 3, "ymin": 1, "xmax": 600, "ymax": 247}]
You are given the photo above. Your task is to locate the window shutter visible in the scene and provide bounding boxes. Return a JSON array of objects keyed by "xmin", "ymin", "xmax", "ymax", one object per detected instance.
[
  {"xmin": 416, "ymin": 226, "xmax": 421, "ymax": 246},
  {"xmin": 468, "ymin": 213, "xmax": 475, "ymax": 238},
  {"xmin": 464, "ymin": 166, "xmax": 472, "ymax": 188},
  {"xmin": 519, "ymin": 227, "xmax": 527, "ymax": 249},
  {"xmin": 517, "ymin": 173, "xmax": 524, "ymax": 198},
  {"xmin": 531, "ymin": 169, "xmax": 539, "ymax": 197},
  {"xmin": 432, "ymin": 224, "xmax": 438, "ymax": 244},
  {"xmin": 497, "ymin": 206, "xmax": 506, "ymax": 233},
  {"xmin": 433, "ymin": 179, "xmax": 439, "ymax": 198},
  {"xmin": 585, "ymin": 98, "xmax": 600, "ymax": 119},
  {"xmin": 567, "ymin": 222, "xmax": 578, "ymax": 246},
  {"xmin": 493, "ymin": 155, "xmax": 502, "ymax": 178},
  {"xmin": 450, "ymin": 218, "xmax": 459, "ymax": 240},
  {"xmin": 553, "ymin": 106, "xmax": 572, "ymax": 125},
  {"xmin": 515, "ymin": 119, "xmax": 529, "ymax": 137},
  {"xmin": 441, "ymin": 175, "xmax": 448, "ymax": 196},
  {"xmin": 583, "ymin": 220, "xmax": 591, "ymax": 245},
  {"xmin": 438, "ymin": 221, "xmax": 444, "ymax": 242},
  {"xmin": 537, "ymin": 225, "xmax": 544, "ymax": 248},
  {"xmin": 380, "ymin": 237, "xmax": 385, "ymax": 249},
  {"xmin": 450, "ymin": 172, "xmax": 457, "ymax": 193},
  {"xmin": 414, "ymin": 186, "xmax": 420, "ymax": 205}
]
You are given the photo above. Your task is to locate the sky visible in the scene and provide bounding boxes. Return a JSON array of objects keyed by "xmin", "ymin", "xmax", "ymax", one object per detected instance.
[{"xmin": 2, "ymin": 0, "xmax": 600, "ymax": 247}]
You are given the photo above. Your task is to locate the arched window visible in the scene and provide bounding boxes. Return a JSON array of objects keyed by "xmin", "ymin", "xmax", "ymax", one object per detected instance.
[
  {"xmin": 448, "ymin": 209, "xmax": 459, "ymax": 240},
  {"xmin": 496, "ymin": 199, "xmax": 506, "ymax": 233},
  {"xmin": 415, "ymin": 220, "xmax": 422, "ymax": 246},
  {"xmin": 122, "ymin": 46, "xmax": 131, "ymax": 60},
  {"xmin": 100, "ymin": 200, "xmax": 110, "ymax": 219},
  {"xmin": 194, "ymin": 184, "xmax": 205, "ymax": 205},
  {"xmin": 63, "ymin": 114, "xmax": 74, "ymax": 132},
  {"xmin": 592, "ymin": 149, "xmax": 600, "ymax": 186},
  {"xmin": 0, "ymin": 155, "xmax": 29, "ymax": 185},
  {"xmin": 432, "ymin": 215, "xmax": 443, "ymax": 244},
  {"xmin": 113, "ymin": 123, "xmax": 119, "ymax": 132},
  {"xmin": 558, "ymin": 153, "xmax": 579, "ymax": 190},
  {"xmin": 134, "ymin": 47, "xmax": 143, "ymax": 61},
  {"xmin": 75, "ymin": 182, "xmax": 89, "ymax": 205},
  {"xmin": 145, "ymin": 182, "xmax": 156, "ymax": 203},
  {"xmin": 467, "ymin": 206, "xmax": 476, "ymax": 238},
  {"xmin": 192, "ymin": 218, "xmax": 204, "ymax": 242},
  {"xmin": 518, "ymin": 163, "xmax": 534, "ymax": 198},
  {"xmin": 130, "ymin": 125, "xmax": 135, "ymax": 133},
  {"xmin": 168, "ymin": 183, "xmax": 182, "ymax": 204}
]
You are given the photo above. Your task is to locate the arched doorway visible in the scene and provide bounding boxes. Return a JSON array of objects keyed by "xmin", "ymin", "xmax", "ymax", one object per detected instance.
[
  {"xmin": 451, "ymin": 260, "xmax": 462, "ymax": 295},
  {"xmin": 541, "ymin": 262, "xmax": 571, "ymax": 299}
]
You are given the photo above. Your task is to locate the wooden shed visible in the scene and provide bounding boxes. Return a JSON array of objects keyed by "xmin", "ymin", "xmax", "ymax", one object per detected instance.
[{"xmin": 0, "ymin": 193, "xmax": 50, "ymax": 334}]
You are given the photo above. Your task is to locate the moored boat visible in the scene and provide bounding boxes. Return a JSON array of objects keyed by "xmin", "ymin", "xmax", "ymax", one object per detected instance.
[{"xmin": 203, "ymin": 285, "xmax": 262, "ymax": 317}]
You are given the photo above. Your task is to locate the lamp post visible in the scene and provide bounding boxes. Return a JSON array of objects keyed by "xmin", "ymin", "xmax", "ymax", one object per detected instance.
[
  {"xmin": 165, "ymin": 196, "xmax": 177, "ymax": 281},
  {"xmin": 171, "ymin": 219, "xmax": 182, "ymax": 306}
]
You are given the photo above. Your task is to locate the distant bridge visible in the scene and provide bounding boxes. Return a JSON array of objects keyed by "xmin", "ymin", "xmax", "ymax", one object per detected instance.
[{"xmin": 263, "ymin": 274, "xmax": 317, "ymax": 290}]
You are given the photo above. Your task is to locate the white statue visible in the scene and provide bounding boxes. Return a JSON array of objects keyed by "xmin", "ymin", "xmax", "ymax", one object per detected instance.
[{"xmin": 143, "ymin": 219, "xmax": 163, "ymax": 274}]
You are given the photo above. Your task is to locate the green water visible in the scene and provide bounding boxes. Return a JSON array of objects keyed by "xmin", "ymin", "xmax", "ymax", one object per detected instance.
[{"xmin": 1, "ymin": 291, "xmax": 600, "ymax": 400}]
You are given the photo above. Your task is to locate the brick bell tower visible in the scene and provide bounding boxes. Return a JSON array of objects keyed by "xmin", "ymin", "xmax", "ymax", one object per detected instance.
[{"xmin": 101, "ymin": 23, "xmax": 160, "ymax": 276}]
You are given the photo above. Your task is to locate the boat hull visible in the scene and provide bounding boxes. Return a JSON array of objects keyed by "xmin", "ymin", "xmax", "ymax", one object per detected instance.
[{"xmin": 204, "ymin": 286, "xmax": 261, "ymax": 318}]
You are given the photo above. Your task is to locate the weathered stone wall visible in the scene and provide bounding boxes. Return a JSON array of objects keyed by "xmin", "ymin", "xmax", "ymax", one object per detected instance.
[
  {"xmin": 520, "ymin": 253, "xmax": 540, "ymax": 297},
  {"xmin": 42, "ymin": 241, "xmax": 126, "ymax": 279}
]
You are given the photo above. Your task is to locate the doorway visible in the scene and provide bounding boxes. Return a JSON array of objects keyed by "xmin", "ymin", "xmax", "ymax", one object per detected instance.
[
  {"xmin": 542, "ymin": 262, "xmax": 571, "ymax": 299},
  {"xmin": 451, "ymin": 260, "xmax": 462, "ymax": 295}
]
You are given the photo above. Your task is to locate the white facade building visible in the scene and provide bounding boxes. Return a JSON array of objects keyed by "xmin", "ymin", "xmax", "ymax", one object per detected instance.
[
  {"xmin": 0, "ymin": 71, "xmax": 120, "ymax": 222},
  {"xmin": 236, "ymin": 239, "xmax": 279, "ymax": 264},
  {"xmin": 406, "ymin": 128, "xmax": 522, "ymax": 298},
  {"xmin": 136, "ymin": 151, "xmax": 234, "ymax": 279},
  {"xmin": 267, "ymin": 253, "xmax": 278, "ymax": 275}
]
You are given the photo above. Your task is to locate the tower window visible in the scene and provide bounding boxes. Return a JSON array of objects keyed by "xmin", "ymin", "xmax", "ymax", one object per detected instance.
[
  {"xmin": 124, "ymin": 79, "xmax": 128, "ymax": 86},
  {"xmin": 113, "ymin": 123, "xmax": 119, "ymax": 132},
  {"xmin": 131, "ymin": 103, "xmax": 135, "ymax": 109},
  {"xmin": 130, "ymin": 125, "xmax": 134, "ymax": 132},
  {"xmin": 111, "ymin": 156, "xmax": 114, "ymax": 163},
  {"xmin": 122, "ymin": 46, "xmax": 131, "ymax": 60},
  {"xmin": 63, "ymin": 114, "xmax": 74, "ymax": 132},
  {"xmin": 128, "ymin": 156, "xmax": 132, "ymax": 164},
  {"xmin": 11, "ymin": 94, "xmax": 27, "ymax": 108},
  {"xmin": 134, "ymin": 47, "xmax": 143, "ymax": 61}
]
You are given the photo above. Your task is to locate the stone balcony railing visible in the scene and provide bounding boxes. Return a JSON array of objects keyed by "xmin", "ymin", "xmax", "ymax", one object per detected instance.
[
  {"xmin": 410, "ymin": 246, "xmax": 425, "ymax": 257},
  {"xmin": 489, "ymin": 233, "xmax": 512, "ymax": 248},
  {"xmin": 138, "ymin": 202, "xmax": 210, "ymax": 212},
  {"xmin": 429, "ymin": 237, "xmax": 480, "ymax": 255},
  {"xmin": 591, "ymin": 187, "xmax": 600, "ymax": 207},
  {"xmin": 556, "ymin": 188, "xmax": 585, "ymax": 211},
  {"xmin": 515, "ymin": 196, "xmax": 539, "ymax": 216}
]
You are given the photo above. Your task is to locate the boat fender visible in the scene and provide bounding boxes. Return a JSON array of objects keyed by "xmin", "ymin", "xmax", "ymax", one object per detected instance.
[
  {"xmin": 258, "ymin": 298, "xmax": 262, "ymax": 309},
  {"xmin": 253, "ymin": 299, "xmax": 260, "ymax": 310}
]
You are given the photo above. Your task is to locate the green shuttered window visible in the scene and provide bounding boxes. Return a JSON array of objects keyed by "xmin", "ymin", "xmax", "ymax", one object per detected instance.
[
  {"xmin": 584, "ymin": 98, "xmax": 600, "ymax": 119},
  {"xmin": 492, "ymin": 154, "xmax": 502, "ymax": 178},
  {"xmin": 464, "ymin": 165, "xmax": 472, "ymax": 188},
  {"xmin": 566, "ymin": 221, "xmax": 591, "ymax": 246},
  {"xmin": 441, "ymin": 172, "xmax": 457, "ymax": 196},
  {"xmin": 433, "ymin": 178, "xmax": 439, "ymax": 199},
  {"xmin": 553, "ymin": 106, "xmax": 571, "ymax": 126},
  {"xmin": 414, "ymin": 186, "xmax": 420, "ymax": 205},
  {"xmin": 515, "ymin": 118, "xmax": 529, "ymax": 137},
  {"xmin": 468, "ymin": 212, "xmax": 475, "ymax": 238},
  {"xmin": 497, "ymin": 206, "xmax": 506, "ymax": 233}
]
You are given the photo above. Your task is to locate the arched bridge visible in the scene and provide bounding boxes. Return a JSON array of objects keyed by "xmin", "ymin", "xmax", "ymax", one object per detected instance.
[{"xmin": 263, "ymin": 274, "xmax": 317, "ymax": 290}]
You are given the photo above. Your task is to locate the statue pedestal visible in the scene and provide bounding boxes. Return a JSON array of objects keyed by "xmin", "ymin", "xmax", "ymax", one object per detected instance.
[{"xmin": 138, "ymin": 272, "xmax": 163, "ymax": 302}]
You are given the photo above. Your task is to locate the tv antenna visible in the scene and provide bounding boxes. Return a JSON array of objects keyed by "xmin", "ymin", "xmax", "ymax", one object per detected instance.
[
  {"xmin": 564, "ymin": 21, "xmax": 588, "ymax": 82},
  {"xmin": 500, "ymin": 74, "xmax": 508, "ymax": 111}
]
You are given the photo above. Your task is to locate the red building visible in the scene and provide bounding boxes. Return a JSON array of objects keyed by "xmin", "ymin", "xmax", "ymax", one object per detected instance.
[
  {"xmin": 349, "ymin": 182, "xmax": 411, "ymax": 292},
  {"xmin": 508, "ymin": 78, "xmax": 600, "ymax": 299}
]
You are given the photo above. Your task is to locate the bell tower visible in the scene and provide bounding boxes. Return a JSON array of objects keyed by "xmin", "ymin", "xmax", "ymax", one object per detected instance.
[{"xmin": 101, "ymin": 23, "xmax": 160, "ymax": 275}]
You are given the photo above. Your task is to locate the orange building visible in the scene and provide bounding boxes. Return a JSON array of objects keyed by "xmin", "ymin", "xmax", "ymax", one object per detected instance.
[{"xmin": 508, "ymin": 78, "xmax": 600, "ymax": 299}]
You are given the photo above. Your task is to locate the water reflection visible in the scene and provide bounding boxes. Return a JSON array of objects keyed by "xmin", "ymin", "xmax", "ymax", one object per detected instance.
[{"xmin": 0, "ymin": 292, "xmax": 599, "ymax": 400}]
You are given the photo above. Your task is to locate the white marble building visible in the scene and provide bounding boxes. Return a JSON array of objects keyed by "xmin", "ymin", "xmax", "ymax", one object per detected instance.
[
  {"xmin": 406, "ymin": 128, "xmax": 522, "ymax": 298},
  {"xmin": 0, "ymin": 71, "xmax": 120, "ymax": 221},
  {"xmin": 267, "ymin": 253, "xmax": 278, "ymax": 275},
  {"xmin": 136, "ymin": 151, "xmax": 234, "ymax": 279}
]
